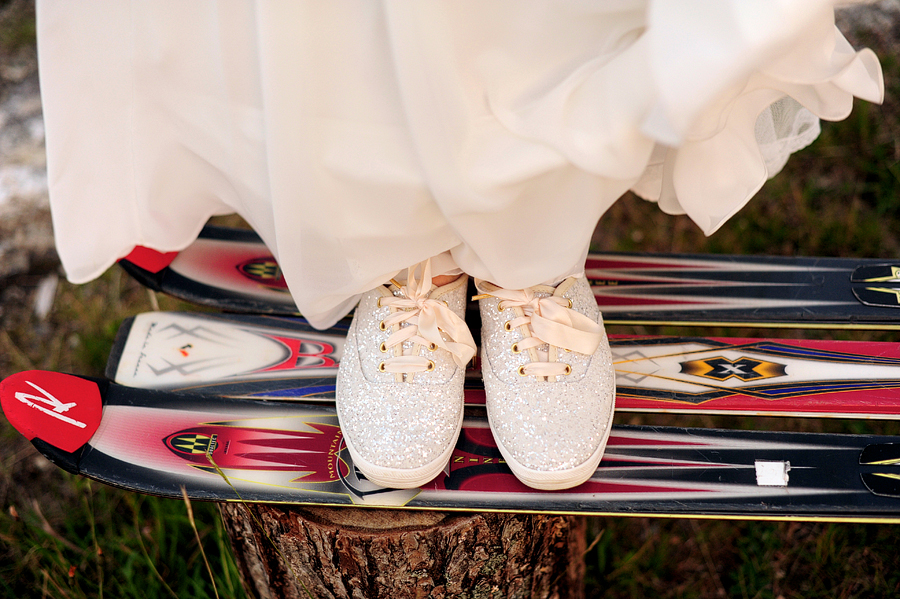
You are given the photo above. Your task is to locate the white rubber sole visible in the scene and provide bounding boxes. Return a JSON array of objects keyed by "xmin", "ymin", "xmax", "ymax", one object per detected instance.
[
  {"xmin": 338, "ymin": 407, "xmax": 464, "ymax": 490},
  {"xmin": 488, "ymin": 408, "xmax": 614, "ymax": 491}
]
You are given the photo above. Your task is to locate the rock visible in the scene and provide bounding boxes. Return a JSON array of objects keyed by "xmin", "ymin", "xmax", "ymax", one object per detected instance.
[{"xmin": 0, "ymin": 38, "xmax": 54, "ymax": 280}]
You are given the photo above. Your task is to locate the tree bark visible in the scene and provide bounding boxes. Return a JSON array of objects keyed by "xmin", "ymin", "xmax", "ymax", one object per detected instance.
[{"xmin": 220, "ymin": 503, "xmax": 585, "ymax": 599}]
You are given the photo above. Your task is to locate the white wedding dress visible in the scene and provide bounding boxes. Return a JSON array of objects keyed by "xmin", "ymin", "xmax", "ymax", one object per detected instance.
[{"xmin": 37, "ymin": 1, "xmax": 883, "ymax": 328}]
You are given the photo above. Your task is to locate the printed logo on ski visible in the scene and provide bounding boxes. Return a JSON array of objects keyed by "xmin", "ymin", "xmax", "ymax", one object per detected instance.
[
  {"xmin": 0, "ymin": 371, "xmax": 102, "ymax": 452},
  {"xmin": 237, "ymin": 257, "xmax": 289, "ymax": 291},
  {"xmin": 163, "ymin": 422, "xmax": 349, "ymax": 483},
  {"xmin": 258, "ymin": 335, "xmax": 338, "ymax": 372},
  {"xmin": 680, "ymin": 356, "xmax": 786, "ymax": 382}
]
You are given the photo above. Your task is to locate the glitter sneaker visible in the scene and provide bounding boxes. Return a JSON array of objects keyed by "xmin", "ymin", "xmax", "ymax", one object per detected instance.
[
  {"xmin": 336, "ymin": 261, "xmax": 476, "ymax": 489},
  {"xmin": 474, "ymin": 275, "xmax": 615, "ymax": 490}
]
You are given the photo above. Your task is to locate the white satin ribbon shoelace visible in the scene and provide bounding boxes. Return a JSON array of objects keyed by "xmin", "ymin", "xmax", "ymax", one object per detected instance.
[
  {"xmin": 379, "ymin": 260, "xmax": 476, "ymax": 376},
  {"xmin": 474, "ymin": 279, "xmax": 604, "ymax": 379}
]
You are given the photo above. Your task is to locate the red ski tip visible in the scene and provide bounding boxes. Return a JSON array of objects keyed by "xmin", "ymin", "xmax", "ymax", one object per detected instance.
[
  {"xmin": 0, "ymin": 371, "xmax": 102, "ymax": 453},
  {"xmin": 121, "ymin": 245, "xmax": 179, "ymax": 273}
]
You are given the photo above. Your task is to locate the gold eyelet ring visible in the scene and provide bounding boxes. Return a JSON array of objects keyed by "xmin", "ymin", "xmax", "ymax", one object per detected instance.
[
  {"xmin": 504, "ymin": 321, "xmax": 513, "ymax": 332},
  {"xmin": 379, "ymin": 320, "xmax": 387, "ymax": 331},
  {"xmin": 378, "ymin": 362, "xmax": 387, "ymax": 372},
  {"xmin": 428, "ymin": 342, "xmax": 437, "ymax": 351},
  {"xmin": 511, "ymin": 342, "xmax": 520, "ymax": 353},
  {"xmin": 563, "ymin": 364, "xmax": 572, "ymax": 375},
  {"xmin": 426, "ymin": 360, "xmax": 435, "ymax": 372},
  {"xmin": 566, "ymin": 299, "xmax": 573, "ymax": 308},
  {"xmin": 379, "ymin": 342, "xmax": 388, "ymax": 353},
  {"xmin": 496, "ymin": 303, "xmax": 505, "ymax": 313},
  {"xmin": 376, "ymin": 297, "xmax": 383, "ymax": 308},
  {"xmin": 517, "ymin": 365, "xmax": 527, "ymax": 376}
]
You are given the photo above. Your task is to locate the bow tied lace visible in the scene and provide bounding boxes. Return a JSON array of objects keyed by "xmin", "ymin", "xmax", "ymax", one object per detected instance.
[
  {"xmin": 379, "ymin": 260, "xmax": 476, "ymax": 376},
  {"xmin": 474, "ymin": 279, "xmax": 603, "ymax": 379}
]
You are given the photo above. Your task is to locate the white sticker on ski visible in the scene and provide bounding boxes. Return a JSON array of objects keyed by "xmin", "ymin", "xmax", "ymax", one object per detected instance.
[{"xmin": 755, "ymin": 460, "xmax": 790, "ymax": 486}]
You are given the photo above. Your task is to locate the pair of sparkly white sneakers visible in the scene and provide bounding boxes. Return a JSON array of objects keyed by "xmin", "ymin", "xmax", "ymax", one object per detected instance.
[{"xmin": 335, "ymin": 262, "xmax": 615, "ymax": 491}]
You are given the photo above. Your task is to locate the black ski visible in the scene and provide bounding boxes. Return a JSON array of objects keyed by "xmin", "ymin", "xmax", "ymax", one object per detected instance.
[
  {"xmin": 3, "ymin": 369, "xmax": 900, "ymax": 521},
  {"xmin": 119, "ymin": 225, "xmax": 900, "ymax": 329}
]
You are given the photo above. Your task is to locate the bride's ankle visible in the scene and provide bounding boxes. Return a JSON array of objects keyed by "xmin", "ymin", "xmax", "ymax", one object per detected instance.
[{"xmin": 432, "ymin": 273, "xmax": 462, "ymax": 287}]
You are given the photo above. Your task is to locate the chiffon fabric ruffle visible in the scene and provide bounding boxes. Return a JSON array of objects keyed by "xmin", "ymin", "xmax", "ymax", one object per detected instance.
[{"xmin": 37, "ymin": 1, "xmax": 883, "ymax": 328}]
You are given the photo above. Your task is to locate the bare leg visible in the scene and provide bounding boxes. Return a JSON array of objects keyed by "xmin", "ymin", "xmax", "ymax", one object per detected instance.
[{"xmin": 432, "ymin": 274, "xmax": 461, "ymax": 287}]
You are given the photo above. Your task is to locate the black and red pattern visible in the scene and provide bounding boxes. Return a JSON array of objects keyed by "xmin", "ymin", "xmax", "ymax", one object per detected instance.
[
  {"xmin": 4, "ymin": 370, "xmax": 900, "ymax": 520},
  {"xmin": 121, "ymin": 225, "xmax": 900, "ymax": 329}
]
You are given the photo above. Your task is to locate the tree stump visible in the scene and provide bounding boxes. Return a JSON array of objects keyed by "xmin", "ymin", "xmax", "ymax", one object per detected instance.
[{"xmin": 219, "ymin": 503, "xmax": 585, "ymax": 599}]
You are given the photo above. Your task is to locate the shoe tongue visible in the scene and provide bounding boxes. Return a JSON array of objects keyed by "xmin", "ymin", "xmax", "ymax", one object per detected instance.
[
  {"xmin": 531, "ymin": 285, "xmax": 556, "ymax": 298},
  {"xmin": 387, "ymin": 282, "xmax": 429, "ymax": 300}
]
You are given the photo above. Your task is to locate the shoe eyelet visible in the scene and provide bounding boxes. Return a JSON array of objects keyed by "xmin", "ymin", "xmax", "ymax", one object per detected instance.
[
  {"xmin": 379, "ymin": 342, "xmax": 388, "ymax": 353},
  {"xmin": 517, "ymin": 365, "xmax": 527, "ymax": 377},
  {"xmin": 377, "ymin": 297, "xmax": 383, "ymax": 308},
  {"xmin": 511, "ymin": 342, "xmax": 520, "ymax": 353},
  {"xmin": 378, "ymin": 361, "xmax": 387, "ymax": 372},
  {"xmin": 566, "ymin": 299, "xmax": 573, "ymax": 309},
  {"xmin": 428, "ymin": 342, "xmax": 437, "ymax": 351},
  {"xmin": 504, "ymin": 321, "xmax": 513, "ymax": 332},
  {"xmin": 563, "ymin": 364, "xmax": 572, "ymax": 375},
  {"xmin": 379, "ymin": 320, "xmax": 387, "ymax": 331},
  {"xmin": 496, "ymin": 303, "xmax": 505, "ymax": 313},
  {"xmin": 426, "ymin": 360, "xmax": 435, "ymax": 372}
]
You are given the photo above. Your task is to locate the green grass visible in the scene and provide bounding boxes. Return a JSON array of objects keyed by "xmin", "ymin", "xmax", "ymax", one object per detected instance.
[
  {"xmin": 2, "ymin": 7, "xmax": 900, "ymax": 599},
  {"xmin": 0, "ymin": 477, "xmax": 244, "ymax": 599},
  {"xmin": 0, "ymin": 0, "xmax": 36, "ymax": 55},
  {"xmin": 585, "ymin": 518, "xmax": 900, "ymax": 599},
  {"xmin": 0, "ymin": 271, "xmax": 248, "ymax": 599}
]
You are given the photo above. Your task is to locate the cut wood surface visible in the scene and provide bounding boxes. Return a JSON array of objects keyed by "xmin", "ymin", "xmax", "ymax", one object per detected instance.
[{"xmin": 221, "ymin": 504, "xmax": 585, "ymax": 599}]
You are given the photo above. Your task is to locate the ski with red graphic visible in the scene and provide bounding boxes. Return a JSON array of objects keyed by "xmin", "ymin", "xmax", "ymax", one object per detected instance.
[
  {"xmin": 3, "ymin": 369, "xmax": 900, "ymax": 521},
  {"xmin": 120, "ymin": 227, "xmax": 297, "ymax": 315},
  {"xmin": 106, "ymin": 311, "xmax": 900, "ymax": 420},
  {"xmin": 120, "ymin": 225, "xmax": 900, "ymax": 329}
]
